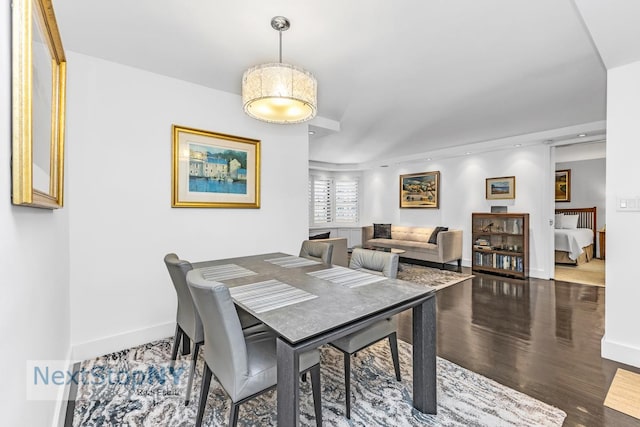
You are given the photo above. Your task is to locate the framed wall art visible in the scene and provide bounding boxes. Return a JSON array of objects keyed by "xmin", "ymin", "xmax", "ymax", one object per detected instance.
[
  {"xmin": 486, "ymin": 176, "xmax": 516, "ymax": 200},
  {"xmin": 555, "ymin": 169, "xmax": 571, "ymax": 202},
  {"xmin": 399, "ymin": 171, "xmax": 440, "ymax": 208},
  {"xmin": 172, "ymin": 125, "xmax": 260, "ymax": 208},
  {"xmin": 12, "ymin": 0, "xmax": 67, "ymax": 209}
]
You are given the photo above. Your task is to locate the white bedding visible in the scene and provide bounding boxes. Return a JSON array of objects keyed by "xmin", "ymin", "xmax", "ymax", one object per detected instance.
[{"xmin": 554, "ymin": 228, "xmax": 594, "ymax": 260}]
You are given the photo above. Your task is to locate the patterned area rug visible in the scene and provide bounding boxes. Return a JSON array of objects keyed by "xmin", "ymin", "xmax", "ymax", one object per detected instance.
[
  {"xmin": 397, "ymin": 263, "xmax": 473, "ymax": 291},
  {"xmin": 71, "ymin": 339, "xmax": 566, "ymax": 426}
]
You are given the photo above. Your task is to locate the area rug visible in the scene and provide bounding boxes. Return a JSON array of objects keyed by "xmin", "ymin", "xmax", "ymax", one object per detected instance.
[
  {"xmin": 70, "ymin": 338, "xmax": 566, "ymax": 426},
  {"xmin": 398, "ymin": 263, "xmax": 473, "ymax": 291},
  {"xmin": 604, "ymin": 368, "xmax": 640, "ymax": 420},
  {"xmin": 555, "ymin": 259, "xmax": 605, "ymax": 287}
]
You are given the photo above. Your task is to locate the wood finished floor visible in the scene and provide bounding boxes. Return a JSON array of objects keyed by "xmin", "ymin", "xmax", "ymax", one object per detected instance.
[{"xmin": 398, "ymin": 268, "xmax": 640, "ymax": 426}]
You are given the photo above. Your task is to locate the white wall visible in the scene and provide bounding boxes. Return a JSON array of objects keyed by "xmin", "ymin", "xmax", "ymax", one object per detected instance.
[
  {"xmin": 602, "ymin": 60, "xmax": 640, "ymax": 367},
  {"xmin": 0, "ymin": 6, "xmax": 71, "ymax": 425},
  {"xmin": 555, "ymin": 158, "xmax": 606, "ymax": 257},
  {"xmin": 66, "ymin": 53, "xmax": 309, "ymax": 359},
  {"xmin": 361, "ymin": 145, "xmax": 554, "ymax": 279}
]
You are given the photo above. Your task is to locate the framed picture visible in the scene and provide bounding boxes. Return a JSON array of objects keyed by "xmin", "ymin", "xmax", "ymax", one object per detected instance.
[
  {"xmin": 12, "ymin": 0, "xmax": 67, "ymax": 209},
  {"xmin": 486, "ymin": 176, "xmax": 516, "ymax": 200},
  {"xmin": 399, "ymin": 171, "xmax": 440, "ymax": 208},
  {"xmin": 555, "ymin": 169, "xmax": 571, "ymax": 202},
  {"xmin": 172, "ymin": 125, "xmax": 260, "ymax": 208}
]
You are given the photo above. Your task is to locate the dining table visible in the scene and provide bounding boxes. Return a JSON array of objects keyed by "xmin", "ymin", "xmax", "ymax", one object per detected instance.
[{"xmin": 192, "ymin": 252, "xmax": 437, "ymax": 426}]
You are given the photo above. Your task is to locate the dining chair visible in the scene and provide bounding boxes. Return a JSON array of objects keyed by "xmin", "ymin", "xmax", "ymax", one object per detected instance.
[
  {"xmin": 331, "ymin": 248, "xmax": 401, "ymax": 418},
  {"xmin": 186, "ymin": 270, "xmax": 323, "ymax": 427},
  {"xmin": 299, "ymin": 240, "xmax": 334, "ymax": 264},
  {"xmin": 163, "ymin": 253, "xmax": 262, "ymax": 405}
]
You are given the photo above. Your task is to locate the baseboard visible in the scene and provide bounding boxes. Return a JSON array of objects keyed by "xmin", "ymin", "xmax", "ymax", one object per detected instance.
[
  {"xmin": 602, "ymin": 335, "xmax": 640, "ymax": 368},
  {"xmin": 51, "ymin": 347, "xmax": 73, "ymax": 427},
  {"xmin": 72, "ymin": 322, "xmax": 175, "ymax": 362}
]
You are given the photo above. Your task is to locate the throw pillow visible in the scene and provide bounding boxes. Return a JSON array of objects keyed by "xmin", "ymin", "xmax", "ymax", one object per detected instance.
[
  {"xmin": 554, "ymin": 214, "xmax": 564, "ymax": 229},
  {"xmin": 373, "ymin": 223, "xmax": 392, "ymax": 239},
  {"xmin": 428, "ymin": 226, "xmax": 448, "ymax": 244},
  {"xmin": 561, "ymin": 214, "xmax": 579, "ymax": 229},
  {"xmin": 309, "ymin": 231, "xmax": 330, "ymax": 240}
]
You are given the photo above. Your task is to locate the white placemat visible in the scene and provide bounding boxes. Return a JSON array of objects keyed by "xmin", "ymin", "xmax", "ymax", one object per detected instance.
[
  {"xmin": 229, "ymin": 279, "xmax": 317, "ymax": 313},
  {"xmin": 264, "ymin": 255, "xmax": 321, "ymax": 268},
  {"xmin": 199, "ymin": 264, "xmax": 258, "ymax": 281},
  {"xmin": 308, "ymin": 266, "xmax": 387, "ymax": 288}
]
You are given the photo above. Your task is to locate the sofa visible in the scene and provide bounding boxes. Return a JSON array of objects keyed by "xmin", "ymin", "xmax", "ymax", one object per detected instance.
[
  {"xmin": 362, "ymin": 225, "xmax": 463, "ymax": 268},
  {"xmin": 306, "ymin": 236, "xmax": 349, "ymax": 267}
]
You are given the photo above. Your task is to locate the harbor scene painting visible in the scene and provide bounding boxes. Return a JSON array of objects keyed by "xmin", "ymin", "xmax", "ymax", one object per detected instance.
[
  {"xmin": 400, "ymin": 171, "xmax": 440, "ymax": 208},
  {"xmin": 188, "ymin": 144, "xmax": 247, "ymax": 194},
  {"xmin": 172, "ymin": 125, "xmax": 260, "ymax": 208}
]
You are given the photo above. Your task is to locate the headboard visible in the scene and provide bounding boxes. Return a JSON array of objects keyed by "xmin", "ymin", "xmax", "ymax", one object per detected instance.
[{"xmin": 555, "ymin": 206, "xmax": 597, "ymax": 244}]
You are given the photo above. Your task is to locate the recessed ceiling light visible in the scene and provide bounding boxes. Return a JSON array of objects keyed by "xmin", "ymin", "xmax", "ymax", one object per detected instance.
[
  {"xmin": 308, "ymin": 130, "xmax": 315, "ymax": 135},
  {"xmin": 514, "ymin": 144, "xmax": 522, "ymax": 147},
  {"xmin": 578, "ymin": 133, "xmax": 587, "ymax": 137},
  {"xmin": 465, "ymin": 152, "xmax": 471, "ymax": 155},
  {"xmin": 426, "ymin": 158, "xmax": 432, "ymax": 161}
]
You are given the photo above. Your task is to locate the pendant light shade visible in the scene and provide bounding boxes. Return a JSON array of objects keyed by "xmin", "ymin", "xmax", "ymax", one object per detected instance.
[{"xmin": 242, "ymin": 17, "xmax": 317, "ymax": 124}]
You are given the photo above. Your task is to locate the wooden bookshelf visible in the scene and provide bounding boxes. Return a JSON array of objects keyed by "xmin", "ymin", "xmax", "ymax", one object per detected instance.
[{"xmin": 472, "ymin": 212, "xmax": 529, "ymax": 279}]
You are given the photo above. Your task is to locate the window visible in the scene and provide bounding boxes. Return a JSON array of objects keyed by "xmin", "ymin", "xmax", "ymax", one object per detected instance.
[
  {"xmin": 309, "ymin": 175, "xmax": 359, "ymax": 225},
  {"xmin": 310, "ymin": 177, "xmax": 332, "ymax": 224},
  {"xmin": 335, "ymin": 180, "xmax": 358, "ymax": 223}
]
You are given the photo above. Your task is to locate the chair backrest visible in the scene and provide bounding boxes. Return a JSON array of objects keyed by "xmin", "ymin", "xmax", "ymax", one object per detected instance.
[
  {"xmin": 164, "ymin": 253, "xmax": 203, "ymax": 342},
  {"xmin": 299, "ymin": 240, "xmax": 334, "ymax": 264},
  {"xmin": 349, "ymin": 248, "xmax": 399, "ymax": 279},
  {"xmin": 186, "ymin": 270, "xmax": 249, "ymax": 401}
]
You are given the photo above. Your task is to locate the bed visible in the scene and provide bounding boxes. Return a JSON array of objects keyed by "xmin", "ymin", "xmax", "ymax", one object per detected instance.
[{"xmin": 555, "ymin": 207, "xmax": 597, "ymax": 265}]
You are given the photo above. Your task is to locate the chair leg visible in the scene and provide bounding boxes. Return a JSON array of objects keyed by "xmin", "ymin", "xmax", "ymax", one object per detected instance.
[
  {"xmin": 343, "ymin": 352, "xmax": 351, "ymax": 419},
  {"xmin": 171, "ymin": 325, "xmax": 182, "ymax": 361},
  {"xmin": 195, "ymin": 364, "xmax": 212, "ymax": 427},
  {"xmin": 389, "ymin": 333, "xmax": 402, "ymax": 381},
  {"xmin": 229, "ymin": 402, "xmax": 240, "ymax": 427},
  {"xmin": 182, "ymin": 334, "xmax": 191, "ymax": 356},
  {"xmin": 457, "ymin": 258, "xmax": 462, "ymax": 270},
  {"xmin": 301, "ymin": 372, "xmax": 307, "ymax": 382},
  {"xmin": 185, "ymin": 341, "xmax": 202, "ymax": 405},
  {"xmin": 310, "ymin": 364, "xmax": 322, "ymax": 427}
]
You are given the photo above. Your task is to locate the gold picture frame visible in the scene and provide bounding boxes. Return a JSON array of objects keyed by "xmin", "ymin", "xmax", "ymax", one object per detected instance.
[
  {"xmin": 486, "ymin": 176, "xmax": 516, "ymax": 200},
  {"xmin": 555, "ymin": 169, "xmax": 571, "ymax": 202},
  {"xmin": 12, "ymin": 0, "xmax": 67, "ymax": 209},
  {"xmin": 172, "ymin": 125, "xmax": 261, "ymax": 208},
  {"xmin": 399, "ymin": 171, "xmax": 440, "ymax": 208}
]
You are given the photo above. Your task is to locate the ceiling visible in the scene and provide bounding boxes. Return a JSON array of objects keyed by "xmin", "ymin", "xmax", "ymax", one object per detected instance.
[{"xmin": 53, "ymin": 0, "xmax": 607, "ymax": 165}]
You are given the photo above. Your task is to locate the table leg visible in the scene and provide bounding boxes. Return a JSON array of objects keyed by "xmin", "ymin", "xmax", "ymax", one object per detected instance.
[
  {"xmin": 412, "ymin": 296, "xmax": 437, "ymax": 414},
  {"xmin": 276, "ymin": 337, "xmax": 300, "ymax": 426}
]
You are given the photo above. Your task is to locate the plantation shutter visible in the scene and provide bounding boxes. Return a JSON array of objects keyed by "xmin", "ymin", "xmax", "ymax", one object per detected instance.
[
  {"xmin": 312, "ymin": 177, "xmax": 332, "ymax": 224},
  {"xmin": 335, "ymin": 180, "xmax": 359, "ymax": 223}
]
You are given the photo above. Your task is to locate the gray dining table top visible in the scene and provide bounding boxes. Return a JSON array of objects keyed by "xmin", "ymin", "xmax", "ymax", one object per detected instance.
[{"xmin": 192, "ymin": 252, "xmax": 436, "ymax": 344}]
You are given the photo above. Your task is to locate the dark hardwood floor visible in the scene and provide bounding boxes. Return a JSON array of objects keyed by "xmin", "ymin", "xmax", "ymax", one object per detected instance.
[{"xmin": 397, "ymin": 269, "xmax": 640, "ymax": 427}]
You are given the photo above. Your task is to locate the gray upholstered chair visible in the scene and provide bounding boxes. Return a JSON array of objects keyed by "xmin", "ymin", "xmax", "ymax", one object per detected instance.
[
  {"xmin": 299, "ymin": 240, "xmax": 334, "ymax": 264},
  {"xmin": 186, "ymin": 270, "xmax": 322, "ymax": 427},
  {"xmin": 331, "ymin": 248, "xmax": 401, "ymax": 418},
  {"xmin": 163, "ymin": 253, "xmax": 261, "ymax": 405},
  {"xmin": 349, "ymin": 247, "xmax": 400, "ymax": 278}
]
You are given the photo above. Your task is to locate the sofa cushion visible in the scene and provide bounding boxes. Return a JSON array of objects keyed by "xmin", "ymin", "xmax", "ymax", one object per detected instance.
[
  {"xmin": 367, "ymin": 238, "xmax": 438, "ymax": 254},
  {"xmin": 391, "ymin": 226, "xmax": 432, "ymax": 242},
  {"xmin": 428, "ymin": 226, "xmax": 449, "ymax": 244},
  {"xmin": 373, "ymin": 223, "xmax": 392, "ymax": 239}
]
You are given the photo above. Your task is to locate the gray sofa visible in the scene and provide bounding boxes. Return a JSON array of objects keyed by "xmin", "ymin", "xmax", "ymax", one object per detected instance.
[{"xmin": 362, "ymin": 225, "xmax": 462, "ymax": 268}]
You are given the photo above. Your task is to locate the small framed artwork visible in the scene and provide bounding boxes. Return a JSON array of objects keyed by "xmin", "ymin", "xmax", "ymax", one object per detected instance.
[
  {"xmin": 399, "ymin": 171, "xmax": 440, "ymax": 208},
  {"xmin": 172, "ymin": 125, "xmax": 260, "ymax": 208},
  {"xmin": 486, "ymin": 176, "xmax": 516, "ymax": 200},
  {"xmin": 555, "ymin": 169, "xmax": 571, "ymax": 202}
]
